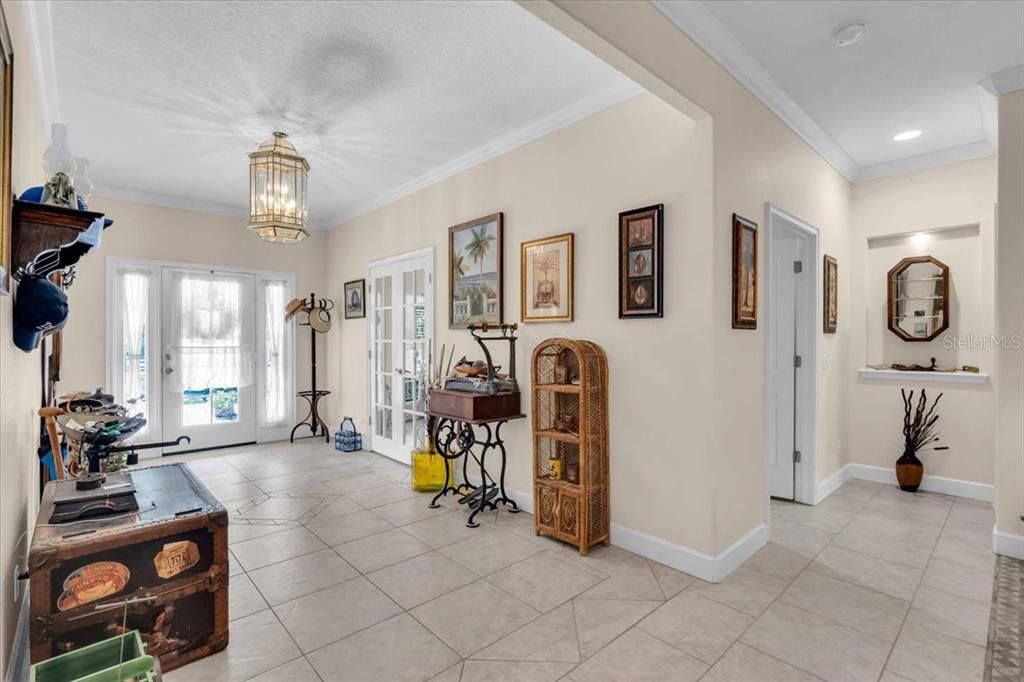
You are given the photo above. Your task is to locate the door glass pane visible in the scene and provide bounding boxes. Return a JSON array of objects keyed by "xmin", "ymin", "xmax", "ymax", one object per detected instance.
[
  {"xmin": 119, "ymin": 270, "xmax": 150, "ymax": 427},
  {"xmin": 376, "ymin": 342, "xmax": 392, "ymax": 372},
  {"xmin": 375, "ymin": 310, "xmax": 392, "ymax": 341},
  {"xmin": 263, "ymin": 280, "xmax": 287, "ymax": 425},
  {"xmin": 375, "ymin": 407, "xmax": 392, "ymax": 437},
  {"xmin": 375, "ymin": 276, "xmax": 391, "ymax": 308},
  {"xmin": 415, "ymin": 269, "xmax": 426, "ymax": 304},
  {"xmin": 377, "ymin": 375, "xmax": 393, "ymax": 405},
  {"xmin": 182, "ymin": 389, "xmax": 211, "ymax": 426},
  {"xmin": 212, "ymin": 387, "xmax": 240, "ymax": 422},
  {"xmin": 404, "ymin": 271, "xmax": 415, "ymax": 305}
]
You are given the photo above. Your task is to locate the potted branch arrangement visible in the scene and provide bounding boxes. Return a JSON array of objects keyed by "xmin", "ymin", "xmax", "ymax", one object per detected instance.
[{"xmin": 896, "ymin": 388, "xmax": 948, "ymax": 492}]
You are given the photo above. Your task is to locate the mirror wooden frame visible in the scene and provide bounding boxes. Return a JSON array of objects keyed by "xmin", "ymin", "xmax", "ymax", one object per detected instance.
[{"xmin": 886, "ymin": 255, "xmax": 950, "ymax": 342}]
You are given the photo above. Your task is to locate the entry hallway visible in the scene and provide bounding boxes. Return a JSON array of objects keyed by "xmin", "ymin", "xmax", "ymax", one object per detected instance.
[{"xmin": 155, "ymin": 442, "xmax": 993, "ymax": 682}]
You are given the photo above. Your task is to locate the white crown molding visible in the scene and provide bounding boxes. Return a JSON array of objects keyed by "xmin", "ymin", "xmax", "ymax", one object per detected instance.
[
  {"xmin": 329, "ymin": 80, "xmax": 645, "ymax": 228},
  {"xmin": 650, "ymin": 0, "xmax": 858, "ymax": 182},
  {"xmin": 85, "ymin": 79, "xmax": 641, "ymax": 232},
  {"xmin": 855, "ymin": 140, "xmax": 994, "ymax": 182},
  {"xmin": 979, "ymin": 64, "xmax": 1024, "ymax": 96},
  {"xmin": 24, "ymin": 0, "xmax": 59, "ymax": 131}
]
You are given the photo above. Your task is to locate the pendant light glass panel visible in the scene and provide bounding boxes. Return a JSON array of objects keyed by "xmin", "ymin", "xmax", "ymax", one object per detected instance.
[{"xmin": 248, "ymin": 132, "xmax": 310, "ymax": 244}]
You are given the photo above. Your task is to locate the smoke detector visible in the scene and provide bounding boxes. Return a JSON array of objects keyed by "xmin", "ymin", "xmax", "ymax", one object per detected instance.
[{"xmin": 834, "ymin": 23, "xmax": 866, "ymax": 47}]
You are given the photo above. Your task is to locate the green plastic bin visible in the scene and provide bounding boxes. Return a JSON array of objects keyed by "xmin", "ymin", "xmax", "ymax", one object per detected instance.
[{"xmin": 29, "ymin": 630, "xmax": 160, "ymax": 682}]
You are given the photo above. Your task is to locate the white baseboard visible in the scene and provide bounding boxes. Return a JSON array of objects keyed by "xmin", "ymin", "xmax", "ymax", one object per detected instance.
[
  {"xmin": 816, "ymin": 463, "xmax": 993, "ymax": 503},
  {"xmin": 507, "ymin": 488, "xmax": 766, "ymax": 583},
  {"xmin": 5, "ymin": 593, "xmax": 30, "ymax": 682},
  {"xmin": 814, "ymin": 465, "xmax": 849, "ymax": 503},
  {"xmin": 993, "ymin": 529, "xmax": 1024, "ymax": 560}
]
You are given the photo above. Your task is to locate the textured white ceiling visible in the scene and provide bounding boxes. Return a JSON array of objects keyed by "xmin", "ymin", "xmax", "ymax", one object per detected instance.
[
  {"xmin": 699, "ymin": 0, "xmax": 1023, "ymax": 170},
  {"xmin": 42, "ymin": 1, "xmax": 637, "ymax": 228}
]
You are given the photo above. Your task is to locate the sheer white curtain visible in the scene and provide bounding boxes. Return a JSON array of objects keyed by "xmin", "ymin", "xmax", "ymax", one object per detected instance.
[
  {"xmin": 264, "ymin": 280, "xmax": 287, "ymax": 425},
  {"xmin": 167, "ymin": 271, "xmax": 254, "ymax": 393},
  {"xmin": 121, "ymin": 270, "xmax": 149, "ymax": 419}
]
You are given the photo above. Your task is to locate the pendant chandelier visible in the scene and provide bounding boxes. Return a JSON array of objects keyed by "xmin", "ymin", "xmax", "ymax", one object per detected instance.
[{"xmin": 248, "ymin": 132, "xmax": 310, "ymax": 243}]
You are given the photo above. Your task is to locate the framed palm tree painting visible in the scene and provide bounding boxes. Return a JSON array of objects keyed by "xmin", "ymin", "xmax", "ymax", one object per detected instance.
[{"xmin": 449, "ymin": 212, "xmax": 503, "ymax": 328}]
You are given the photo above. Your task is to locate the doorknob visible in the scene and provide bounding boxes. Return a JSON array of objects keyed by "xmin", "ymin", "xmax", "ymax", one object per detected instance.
[{"xmin": 164, "ymin": 367, "xmax": 174, "ymax": 375}]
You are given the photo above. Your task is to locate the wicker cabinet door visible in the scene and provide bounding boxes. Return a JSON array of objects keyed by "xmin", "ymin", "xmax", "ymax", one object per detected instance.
[
  {"xmin": 536, "ymin": 484, "xmax": 558, "ymax": 531},
  {"xmin": 557, "ymin": 491, "xmax": 580, "ymax": 542}
]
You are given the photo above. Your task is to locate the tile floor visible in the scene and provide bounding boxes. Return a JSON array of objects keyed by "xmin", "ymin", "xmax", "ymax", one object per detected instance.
[{"xmin": 152, "ymin": 441, "xmax": 996, "ymax": 682}]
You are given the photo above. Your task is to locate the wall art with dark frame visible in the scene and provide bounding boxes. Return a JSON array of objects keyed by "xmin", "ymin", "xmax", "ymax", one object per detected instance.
[
  {"xmin": 823, "ymin": 254, "xmax": 838, "ymax": 333},
  {"xmin": 449, "ymin": 212, "xmax": 503, "ymax": 329},
  {"xmin": 731, "ymin": 213, "xmax": 758, "ymax": 329},
  {"xmin": 343, "ymin": 278, "xmax": 366, "ymax": 319},
  {"xmin": 618, "ymin": 204, "xmax": 663, "ymax": 318}
]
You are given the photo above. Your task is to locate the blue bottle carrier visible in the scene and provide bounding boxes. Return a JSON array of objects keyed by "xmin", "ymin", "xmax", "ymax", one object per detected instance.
[{"xmin": 335, "ymin": 417, "xmax": 363, "ymax": 452}]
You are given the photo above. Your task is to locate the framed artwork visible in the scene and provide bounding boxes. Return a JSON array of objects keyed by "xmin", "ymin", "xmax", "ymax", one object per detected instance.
[
  {"xmin": 618, "ymin": 204, "xmax": 663, "ymax": 318},
  {"xmin": 731, "ymin": 213, "xmax": 758, "ymax": 329},
  {"xmin": 0, "ymin": 7, "xmax": 13, "ymax": 295},
  {"xmin": 343, "ymin": 279, "xmax": 366, "ymax": 319},
  {"xmin": 449, "ymin": 212, "xmax": 503, "ymax": 328},
  {"xmin": 521, "ymin": 232, "xmax": 573, "ymax": 322},
  {"xmin": 823, "ymin": 254, "xmax": 838, "ymax": 333}
]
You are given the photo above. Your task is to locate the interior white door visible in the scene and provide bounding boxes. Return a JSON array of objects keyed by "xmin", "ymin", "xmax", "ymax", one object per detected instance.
[
  {"xmin": 161, "ymin": 268, "xmax": 257, "ymax": 453},
  {"xmin": 368, "ymin": 253, "xmax": 433, "ymax": 462},
  {"xmin": 770, "ymin": 228, "xmax": 801, "ymax": 500}
]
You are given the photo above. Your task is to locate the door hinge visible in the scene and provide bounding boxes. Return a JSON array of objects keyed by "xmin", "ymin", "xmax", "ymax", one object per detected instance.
[
  {"xmin": 794, "ymin": 355, "xmax": 802, "ymax": 368},
  {"xmin": 793, "ymin": 450, "xmax": 802, "ymax": 463},
  {"xmin": 793, "ymin": 260, "xmax": 803, "ymax": 273}
]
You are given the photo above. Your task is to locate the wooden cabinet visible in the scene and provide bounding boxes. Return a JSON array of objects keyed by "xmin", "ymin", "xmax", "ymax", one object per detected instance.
[{"xmin": 531, "ymin": 339, "xmax": 608, "ymax": 554}]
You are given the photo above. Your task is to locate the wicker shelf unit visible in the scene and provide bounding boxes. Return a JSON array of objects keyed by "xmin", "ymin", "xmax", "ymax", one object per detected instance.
[{"xmin": 531, "ymin": 338, "xmax": 609, "ymax": 554}]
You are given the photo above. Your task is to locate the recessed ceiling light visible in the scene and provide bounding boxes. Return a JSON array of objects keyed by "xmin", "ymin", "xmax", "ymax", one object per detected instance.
[
  {"xmin": 834, "ymin": 23, "xmax": 866, "ymax": 47},
  {"xmin": 894, "ymin": 130, "xmax": 922, "ymax": 142}
]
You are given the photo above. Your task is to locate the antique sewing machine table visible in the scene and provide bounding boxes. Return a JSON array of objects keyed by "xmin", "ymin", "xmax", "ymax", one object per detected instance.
[{"xmin": 427, "ymin": 390, "xmax": 524, "ymax": 528}]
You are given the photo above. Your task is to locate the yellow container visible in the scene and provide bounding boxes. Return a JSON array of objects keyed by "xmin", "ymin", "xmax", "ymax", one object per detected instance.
[{"xmin": 411, "ymin": 447, "xmax": 451, "ymax": 492}]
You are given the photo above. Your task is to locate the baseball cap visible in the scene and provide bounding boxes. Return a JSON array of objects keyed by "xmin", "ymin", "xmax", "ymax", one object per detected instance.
[{"xmin": 13, "ymin": 275, "xmax": 69, "ymax": 352}]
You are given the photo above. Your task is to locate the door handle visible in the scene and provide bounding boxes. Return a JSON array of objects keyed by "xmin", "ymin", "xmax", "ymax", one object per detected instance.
[{"xmin": 164, "ymin": 367, "xmax": 174, "ymax": 375}]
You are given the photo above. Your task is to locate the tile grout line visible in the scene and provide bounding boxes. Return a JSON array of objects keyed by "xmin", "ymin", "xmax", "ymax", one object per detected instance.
[
  {"xmin": 707, "ymin": 483, "xmax": 888, "ymax": 681},
  {"xmin": 874, "ymin": 485, "xmax": 954, "ymax": 680}
]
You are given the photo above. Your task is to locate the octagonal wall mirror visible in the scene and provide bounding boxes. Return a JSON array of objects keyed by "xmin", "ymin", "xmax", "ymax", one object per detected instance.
[{"xmin": 887, "ymin": 255, "xmax": 950, "ymax": 342}]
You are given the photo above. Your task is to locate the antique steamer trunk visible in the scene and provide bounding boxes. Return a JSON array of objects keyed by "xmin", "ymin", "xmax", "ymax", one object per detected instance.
[{"xmin": 29, "ymin": 463, "xmax": 228, "ymax": 671}]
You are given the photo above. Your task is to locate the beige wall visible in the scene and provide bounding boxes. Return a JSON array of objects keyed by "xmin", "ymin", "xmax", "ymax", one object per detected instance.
[
  {"xmin": 0, "ymin": 2, "xmax": 47, "ymax": 676},
  {"xmin": 325, "ymin": 94, "xmax": 722, "ymax": 554},
  {"xmin": 60, "ymin": 196, "xmax": 329, "ymax": 433},
  {"xmin": 847, "ymin": 157, "xmax": 997, "ymax": 485},
  {"xmin": 995, "ymin": 90, "xmax": 1024, "ymax": 547},
  {"xmin": 522, "ymin": 0, "xmax": 852, "ymax": 553}
]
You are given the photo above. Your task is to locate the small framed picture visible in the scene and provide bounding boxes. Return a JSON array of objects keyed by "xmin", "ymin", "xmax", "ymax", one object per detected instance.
[
  {"xmin": 823, "ymin": 254, "xmax": 838, "ymax": 333},
  {"xmin": 731, "ymin": 214, "xmax": 758, "ymax": 329},
  {"xmin": 344, "ymin": 279, "xmax": 366, "ymax": 319},
  {"xmin": 450, "ymin": 213, "xmax": 503, "ymax": 328},
  {"xmin": 521, "ymin": 233, "xmax": 573, "ymax": 322},
  {"xmin": 618, "ymin": 204, "xmax": 664, "ymax": 318}
]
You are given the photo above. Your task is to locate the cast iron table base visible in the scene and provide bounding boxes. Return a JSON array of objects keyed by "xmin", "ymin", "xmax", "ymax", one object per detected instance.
[{"xmin": 430, "ymin": 417, "xmax": 519, "ymax": 527}]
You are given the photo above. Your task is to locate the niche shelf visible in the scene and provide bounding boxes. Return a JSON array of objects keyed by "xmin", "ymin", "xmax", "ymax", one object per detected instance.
[{"xmin": 858, "ymin": 368, "xmax": 989, "ymax": 385}]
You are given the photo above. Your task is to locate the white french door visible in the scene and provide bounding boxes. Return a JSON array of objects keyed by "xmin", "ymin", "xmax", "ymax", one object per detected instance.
[
  {"xmin": 368, "ymin": 251, "xmax": 433, "ymax": 462},
  {"xmin": 161, "ymin": 268, "xmax": 257, "ymax": 453}
]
